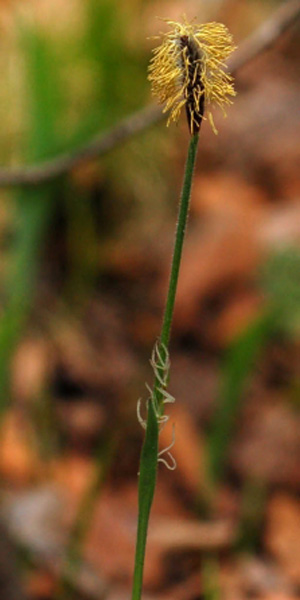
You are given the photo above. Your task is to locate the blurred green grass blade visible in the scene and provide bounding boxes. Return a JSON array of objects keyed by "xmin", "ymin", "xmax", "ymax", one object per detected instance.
[
  {"xmin": 202, "ymin": 556, "xmax": 221, "ymax": 600},
  {"xmin": 261, "ymin": 246, "xmax": 300, "ymax": 338},
  {"xmin": 0, "ymin": 23, "xmax": 61, "ymax": 412},
  {"xmin": 207, "ymin": 313, "xmax": 272, "ymax": 487},
  {"xmin": 207, "ymin": 247, "xmax": 300, "ymax": 490},
  {"xmin": 85, "ymin": 0, "xmax": 127, "ymax": 120},
  {"xmin": 236, "ymin": 478, "xmax": 267, "ymax": 552},
  {"xmin": 21, "ymin": 23, "xmax": 64, "ymax": 158},
  {"xmin": 81, "ymin": 0, "xmax": 146, "ymax": 131}
]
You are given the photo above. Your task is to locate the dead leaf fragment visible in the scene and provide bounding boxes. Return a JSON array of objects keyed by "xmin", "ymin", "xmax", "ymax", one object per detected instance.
[{"xmin": 265, "ymin": 494, "xmax": 300, "ymax": 584}]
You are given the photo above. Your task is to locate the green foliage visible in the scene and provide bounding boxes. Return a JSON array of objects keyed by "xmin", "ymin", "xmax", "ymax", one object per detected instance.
[
  {"xmin": 0, "ymin": 24, "xmax": 61, "ymax": 413},
  {"xmin": 207, "ymin": 312, "xmax": 271, "ymax": 488},
  {"xmin": 236, "ymin": 478, "xmax": 267, "ymax": 552},
  {"xmin": 19, "ymin": 25, "xmax": 63, "ymax": 158},
  {"xmin": 0, "ymin": 1, "xmax": 151, "ymax": 412},
  {"xmin": 207, "ymin": 245, "xmax": 300, "ymax": 489},
  {"xmin": 202, "ymin": 557, "xmax": 221, "ymax": 600},
  {"xmin": 260, "ymin": 246, "xmax": 300, "ymax": 338},
  {"xmin": 52, "ymin": 0, "xmax": 148, "ymax": 147},
  {"xmin": 83, "ymin": 0, "xmax": 147, "ymax": 127}
]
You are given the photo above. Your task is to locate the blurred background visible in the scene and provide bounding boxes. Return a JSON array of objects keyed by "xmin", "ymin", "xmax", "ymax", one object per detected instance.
[{"xmin": 0, "ymin": 1, "xmax": 299, "ymax": 599}]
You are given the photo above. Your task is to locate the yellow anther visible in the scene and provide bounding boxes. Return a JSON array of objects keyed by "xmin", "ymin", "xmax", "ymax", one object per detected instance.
[{"xmin": 148, "ymin": 18, "xmax": 236, "ymax": 134}]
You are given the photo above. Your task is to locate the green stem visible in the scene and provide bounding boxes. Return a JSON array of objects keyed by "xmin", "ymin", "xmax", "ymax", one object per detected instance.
[
  {"xmin": 131, "ymin": 133, "xmax": 199, "ymax": 600},
  {"xmin": 161, "ymin": 133, "xmax": 199, "ymax": 349}
]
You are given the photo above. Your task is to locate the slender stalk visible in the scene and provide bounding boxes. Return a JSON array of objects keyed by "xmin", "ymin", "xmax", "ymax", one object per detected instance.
[
  {"xmin": 160, "ymin": 133, "xmax": 199, "ymax": 349},
  {"xmin": 131, "ymin": 133, "xmax": 199, "ymax": 600}
]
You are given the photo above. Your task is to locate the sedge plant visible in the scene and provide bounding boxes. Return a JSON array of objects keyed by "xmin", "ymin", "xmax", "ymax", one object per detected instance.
[{"xmin": 132, "ymin": 18, "xmax": 236, "ymax": 600}]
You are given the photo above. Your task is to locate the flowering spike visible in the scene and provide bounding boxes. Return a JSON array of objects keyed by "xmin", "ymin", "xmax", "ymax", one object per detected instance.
[{"xmin": 148, "ymin": 18, "xmax": 236, "ymax": 134}]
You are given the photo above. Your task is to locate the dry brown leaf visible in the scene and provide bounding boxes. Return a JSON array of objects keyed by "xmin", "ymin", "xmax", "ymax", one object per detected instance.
[
  {"xmin": 191, "ymin": 173, "xmax": 267, "ymax": 217},
  {"xmin": 220, "ymin": 556, "xmax": 297, "ymax": 600},
  {"xmin": 232, "ymin": 402, "xmax": 300, "ymax": 487},
  {"xmin": 265, "ymin": 494, "xmax": 300, "ymax": 584},
  {"xmin": 210, "ymin": 290, "xmax": 262, "ymax": 344},
  {"xmin": 168, "ymin": 206, "xmax": 260, "ymax": 334},
  {"xmin": 56, "ymin": 399, "xmax": 105, "ymax": 444},
  {"xmin": 26, "ymin": 570, "xmax": 56, "ymax": 600},
  {"xmin": 52, "ymin": 452, "xmax": 95, "ymax": 509},
  {"xmin": 0, "ymin": 410, "xmax": 41, "ymax": 484},
  {"xmin": 84, "ymin": 481, "xmax": 189, "ymax": 589},
  {"xmin": 148, "ymin": 517, "xmax": 234, "ymax": 552},
  {"xmin": 51, "ymin": 305, "xmax": 136, "ymax": 392},
  {"xmin": 159, "ymin": 403, "xmax": 207, "ymax": 498},
  {"xmin": 12, "ymin": 336, "xmax": 51, "ymax": 403}
]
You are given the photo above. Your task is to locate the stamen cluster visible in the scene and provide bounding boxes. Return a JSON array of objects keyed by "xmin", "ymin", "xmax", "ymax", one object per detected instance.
[{"xmin": 148, "ymin": 19, "xmax": 236, "ymax": 134}]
